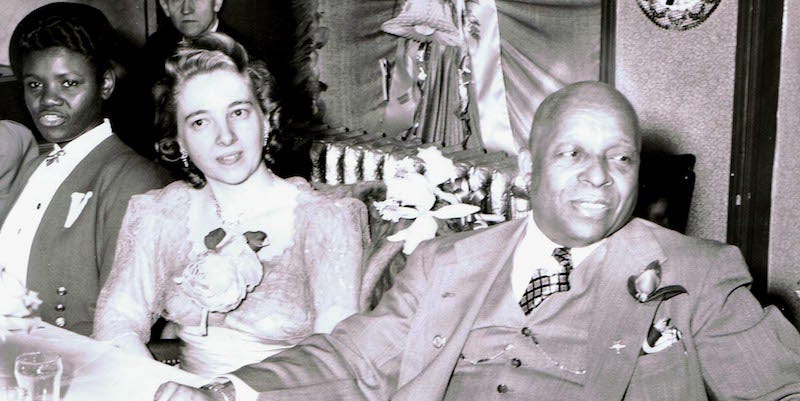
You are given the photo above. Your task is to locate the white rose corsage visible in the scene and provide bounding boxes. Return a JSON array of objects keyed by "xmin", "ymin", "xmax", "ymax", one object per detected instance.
[{"xmin": 173, "ymin": 228, "xmax": 267, "ymax": 335}]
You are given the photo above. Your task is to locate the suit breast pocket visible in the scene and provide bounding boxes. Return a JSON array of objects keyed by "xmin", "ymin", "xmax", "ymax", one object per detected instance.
[{"xmin": 624, "ymin": 344, "xmax": 692, "ymax": 401}]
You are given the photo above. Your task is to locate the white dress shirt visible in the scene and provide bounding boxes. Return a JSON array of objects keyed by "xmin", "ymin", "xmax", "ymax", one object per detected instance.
[
  {"xmin": 0, "ymin": 119, "xmax": 112, "ymax": 285},
  {"xmin": 510, "ymin": 213, "xmax": 602, "ymax": 302}
]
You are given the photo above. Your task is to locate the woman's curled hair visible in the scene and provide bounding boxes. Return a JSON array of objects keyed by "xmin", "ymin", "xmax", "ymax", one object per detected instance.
[{"xmin": 153, "ymin": 32, "xmax": 276, "ymax": 188}]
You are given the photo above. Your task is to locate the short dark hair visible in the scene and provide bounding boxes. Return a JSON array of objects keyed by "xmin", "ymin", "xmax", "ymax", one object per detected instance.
[
  {"xmin": 9, "ymin": 2, "xmax": 115, "ymax": 79},
  {"xmin": 152, "ymin": 32, "xmax": 275, "ymax": 188}
]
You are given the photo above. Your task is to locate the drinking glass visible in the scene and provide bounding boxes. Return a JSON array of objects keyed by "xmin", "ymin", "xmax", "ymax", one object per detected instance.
[{"xmin": 14, "ymin": 352, "xmax": 62, "ymax": 401}]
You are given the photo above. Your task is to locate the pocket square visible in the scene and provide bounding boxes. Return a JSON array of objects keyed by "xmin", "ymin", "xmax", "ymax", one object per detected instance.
[
  {"xmin": 64, "ymin": 191, "xmax": 93, "ymax": 228},
  {"xmin": 641, "ymin": 317, "xmax": 682, "ymax": 354}
]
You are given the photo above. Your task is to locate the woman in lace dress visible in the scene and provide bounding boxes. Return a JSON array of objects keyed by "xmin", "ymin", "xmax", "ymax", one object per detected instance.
[{"xmin": 93, "ymin": 33, "xmax": 368, "ymax": 377}]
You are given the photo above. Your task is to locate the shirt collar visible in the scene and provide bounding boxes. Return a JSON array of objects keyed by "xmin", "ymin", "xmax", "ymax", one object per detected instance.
[
  {"xmin": 521, "ymin": 212, "xmax": 603, "ymax": 268},
  {"xmin": 48, "ymin": 119, "xmax": 112, "ymax": 165}
]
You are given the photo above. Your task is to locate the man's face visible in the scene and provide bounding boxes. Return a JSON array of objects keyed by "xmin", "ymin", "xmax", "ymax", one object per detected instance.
[
  {"xmin": 159, "ymin": 0, "xmax": 223, "ymax": 38},
  {"xmin": 529, "ymin": 105, "xmax": 640, "ymax": 247}
]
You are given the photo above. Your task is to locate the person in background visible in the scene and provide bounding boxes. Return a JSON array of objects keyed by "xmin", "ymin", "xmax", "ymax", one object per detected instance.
[
  {"xmin": 0, "ymin": 2, "xmax": 170, "ymax": 336},
  {"xmin": 155, "ymin": 81, "xmax": 800, "ymax": 401},
  {"xmin": 0, "ymin": 120, "xmax": 38, "ymax": 211},
  {"xmin": 143, "ymin": 0, "xmax": 253, "ymax": 88},
  {"xmin": 119, "ymin": 0, "xmax": 254, "ymax": 159},
  {"xmin": 93, "ymin": 33, "xmax": 367, "ymax": 378}
]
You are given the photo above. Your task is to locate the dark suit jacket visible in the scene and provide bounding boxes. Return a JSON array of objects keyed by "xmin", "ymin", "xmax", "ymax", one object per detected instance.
[
  {"xmin": 1, "ymin": 135, "xmax": 170, "ymax": 335},
  {"xmin": 232, "ymin": 217, "xmax": 800, "ymax": 401}
]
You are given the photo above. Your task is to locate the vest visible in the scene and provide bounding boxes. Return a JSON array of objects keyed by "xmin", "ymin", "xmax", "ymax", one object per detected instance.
[{"xmin": 443, "ymin": 245, "xmax": 606, "ymax": 401}]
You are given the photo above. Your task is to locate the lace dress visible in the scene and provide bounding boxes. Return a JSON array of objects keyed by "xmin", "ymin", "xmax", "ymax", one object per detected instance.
[{"xmin": 93, "ymin": 178, "xmax": 368, "ymax": 377}]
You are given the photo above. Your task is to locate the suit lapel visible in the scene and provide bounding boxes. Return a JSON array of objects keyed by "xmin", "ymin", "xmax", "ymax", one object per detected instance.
[
  {"xmin": 583, "ymin": 219, "xmax": 675, "ymax": 400},
  {"xmin": 393, "ymin": 218, "xmax": 527, "ymax": 400}
]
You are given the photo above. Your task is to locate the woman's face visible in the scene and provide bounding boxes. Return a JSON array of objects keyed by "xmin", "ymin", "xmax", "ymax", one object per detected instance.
[
  {"xmin": 21, "ymin": 47, "xmax": 113, "ymax": 144},
  {"xmin": 176, "ymin": 68, "xmax": 267, "ymax": 187}
]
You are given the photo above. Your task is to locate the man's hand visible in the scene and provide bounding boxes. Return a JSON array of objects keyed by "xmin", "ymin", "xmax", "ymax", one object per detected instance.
[{"xmin": 154, "ymin": 382, "xmax": 215, "ymax": 401}]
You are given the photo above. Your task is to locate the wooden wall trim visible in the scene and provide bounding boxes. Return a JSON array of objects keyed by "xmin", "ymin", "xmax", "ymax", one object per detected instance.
[
  {"xmin": 600, "ymin": 0, "xmax": 616, "ymax": 85},
  {"xmin": 728, "ymin": 0, "xmax": 784, "ymax": 301}
]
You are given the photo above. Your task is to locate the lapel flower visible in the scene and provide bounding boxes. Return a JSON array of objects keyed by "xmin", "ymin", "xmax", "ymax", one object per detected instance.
[
  {"xmin": 174, "ymin": 228, "xmax": 267, "ymax": 335},
  {"xmin": 627, "ymin": 260, "xmax": 688, "ymax": 303}
]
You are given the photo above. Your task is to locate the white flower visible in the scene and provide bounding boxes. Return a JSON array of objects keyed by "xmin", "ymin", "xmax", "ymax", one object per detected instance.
[
  {"xmin": 0, "ymin": 268, "xmax": 42, "ymax": 318},
  {"xmin": 417, "ymin": 146, "xmax": 458, "ymax": 186},
  {"xmin": 174, "ymin": 231, "xmax": 264, "ymax": 334}
]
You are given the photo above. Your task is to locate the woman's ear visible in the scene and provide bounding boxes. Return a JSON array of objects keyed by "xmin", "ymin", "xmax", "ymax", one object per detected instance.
[{"xmin": 100, "ymin": 68, "xmax": 116, "ymax": 100}]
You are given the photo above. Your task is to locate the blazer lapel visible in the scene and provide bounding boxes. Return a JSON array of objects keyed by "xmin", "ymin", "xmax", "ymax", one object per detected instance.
[
  {"xmin": 583, "ymin": 218, "xmax": 675, "ymax": 400},
  {"xmin": 393, "ymin": 218, "xmax": 527, "ymax": 400}
]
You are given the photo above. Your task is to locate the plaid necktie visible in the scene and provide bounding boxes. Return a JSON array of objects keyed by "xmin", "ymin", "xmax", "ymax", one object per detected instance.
[{"xmin": 518, "ymin": 247, "xmax": 573, "ymax": 315}]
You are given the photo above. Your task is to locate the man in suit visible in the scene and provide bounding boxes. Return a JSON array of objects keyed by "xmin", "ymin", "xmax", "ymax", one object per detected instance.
[
  {"xmin": 157, "ymin": 81, "xmax": 800, "ymax": 401},
  {"xmin": 0, "ymin": 3, "xmax": 170, "ymax": 336}
]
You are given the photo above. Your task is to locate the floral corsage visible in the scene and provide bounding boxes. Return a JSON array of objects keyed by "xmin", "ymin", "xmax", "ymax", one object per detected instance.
[
  {"xmin": 173, "ymin": 228, "xmax": 268, "ymax": 335},
  {"xmin": 0, "ymin": 267, "xmax": 43, "ymax": 340}
]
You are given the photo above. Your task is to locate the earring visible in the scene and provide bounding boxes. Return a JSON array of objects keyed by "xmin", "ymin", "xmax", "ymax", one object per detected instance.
[
  {"xmin": 180, "ymin": 149, "xmax": 190, "ymax": 168},
  {"xmin": 262, "ymin": 126, "xmax": 270, "ymax": 147}
]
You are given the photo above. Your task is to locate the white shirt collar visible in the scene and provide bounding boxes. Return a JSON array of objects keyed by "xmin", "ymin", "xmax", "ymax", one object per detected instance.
[
  {"xmin": 511, "ymin": 212, "xmax": 604, "ymax": 299},
  {"xmin": 49, "ymin": 119, "xmax": 113, "ymax": 165}
]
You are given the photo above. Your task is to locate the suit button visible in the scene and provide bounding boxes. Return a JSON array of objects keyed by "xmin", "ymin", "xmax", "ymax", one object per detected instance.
[
  {"xmin": 432, "ymin": 335, "xmax": 446, "ymax": 348},
  {"xmin": 57, "ymin": 287, "xmax": 67, "ymax": 296},
  {"xmin": 54, "ymin": 317, "xmax": 66, "ymax": 327},
  {"xmin": 511, "ymin": 358, "xmax": 521, "ymax": 368},
  {"xmin": 497, "ymin": 384, "xmax": 508, "ymax": 393},
  {"xmin": 54, "ymin": 304, "xmax": 65, "ymax": 312},
  {"xmin": 521, "ymin": 327, "xmax": 532, "ymax": 336}
]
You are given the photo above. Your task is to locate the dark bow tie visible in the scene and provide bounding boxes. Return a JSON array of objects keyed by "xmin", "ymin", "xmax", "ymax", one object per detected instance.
[{"xmin": 45, "ymin": 145, "xmax": 65, "ymax": 166}]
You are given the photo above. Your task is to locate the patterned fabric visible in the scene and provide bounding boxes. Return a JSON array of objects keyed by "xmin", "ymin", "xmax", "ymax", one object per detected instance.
[
  {"xmin": 519, "ymin": 247, "xmax": 573, "ymax": 315},
  {"xmin": 93, "ymin": 178, "xmax": 369, "ymax": 375}
]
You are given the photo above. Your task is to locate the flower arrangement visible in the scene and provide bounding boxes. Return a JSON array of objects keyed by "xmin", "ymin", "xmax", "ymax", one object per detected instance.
[
  {"xmin": 374, "ymin": 146, "xmax": 480, "ymax": 254},
  {"xmin": 173, "ymin": 228, "xmax": 267, "ymax": 335},
  {"xmin": 0, "ymin": 267, "xmax": 43, "ymax": 340}
]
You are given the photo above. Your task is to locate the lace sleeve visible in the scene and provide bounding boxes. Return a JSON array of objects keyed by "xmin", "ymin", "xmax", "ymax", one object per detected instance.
[
  {"xmin": 93, "ymin": 191, "xmax": 170, "ymax": 344},
  {"xmin": 305, "ymin": 197, "xmax": 369, "ymax": 333}
]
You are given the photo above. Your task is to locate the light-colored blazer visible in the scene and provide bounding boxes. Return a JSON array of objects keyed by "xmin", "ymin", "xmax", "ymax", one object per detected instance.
[
  {"xmin": 0, "ymin": 135, "xmax": 170, "ymax": 335},
  {"xmin": 234, "ymin": 217, "xmax": 800, "ymax": 401}
]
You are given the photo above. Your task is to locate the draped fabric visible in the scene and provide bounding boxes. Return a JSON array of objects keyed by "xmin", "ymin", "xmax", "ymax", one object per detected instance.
[
  {"xmin": 311, "ymin": 0, "xmax": 601, "ymax": 153},
  {"xmin": 315, "ymin": 0, "xmax": 400, "ymax": 131},
  {"xmin": 495, "ymin": 0, "xmax": 602, "ymax": 153}
]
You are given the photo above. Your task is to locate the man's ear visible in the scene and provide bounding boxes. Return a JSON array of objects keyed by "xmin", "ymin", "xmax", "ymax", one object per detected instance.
[
  {"xmin": 100, "ymin": 69, "xmax": 116, "ymax": 100},
  {"xmin": 517, "ymin": 149, "xmax": 532, "ymax": 185},
  {"xmin": 158, "ymin": 0, "xmax": 171, "ymax": 17},
  {"xmin": 213, "ymin": 0, "xmax": 224, "ymax": 13}
]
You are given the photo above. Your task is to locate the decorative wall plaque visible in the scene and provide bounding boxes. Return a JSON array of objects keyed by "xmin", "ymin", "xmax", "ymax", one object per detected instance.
[{"xmin": 635, "ymin": 0, "xmax": 722, "ymax": 30}]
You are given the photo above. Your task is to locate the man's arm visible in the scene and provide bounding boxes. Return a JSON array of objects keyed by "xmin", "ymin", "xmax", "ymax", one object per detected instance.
[
  {"xmin": 155, "ymin": 233, "xmax": 439, "ymax": 401},
  {"xmin": 692, "ymin": 245, "xmax": 800, "ymax": 400}
]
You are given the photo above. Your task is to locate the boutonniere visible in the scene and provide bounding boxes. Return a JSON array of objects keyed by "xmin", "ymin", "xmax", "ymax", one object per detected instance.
[
  {"xmin": 174, "ymin": 228, "xmax": 268, "ymax": 335},
  {"xmin": 627, "ymin": 260, "xmax": 688, "ymax": 303}
]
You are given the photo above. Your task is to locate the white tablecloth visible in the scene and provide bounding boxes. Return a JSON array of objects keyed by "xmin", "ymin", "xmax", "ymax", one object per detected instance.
[{"xmin": 1, "ymin": 322, "xmax": 206, "ymax": 400}]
